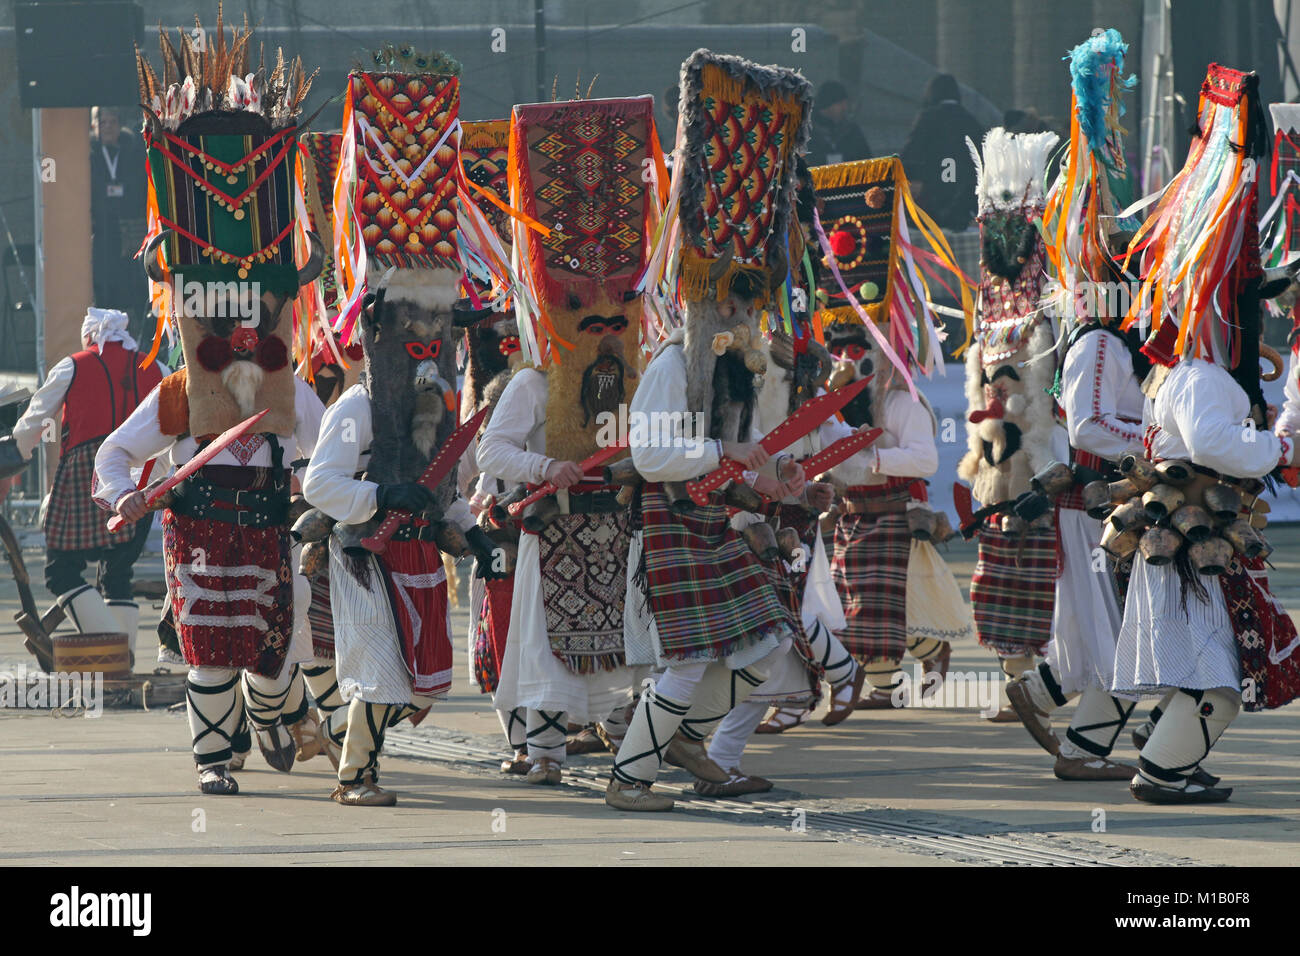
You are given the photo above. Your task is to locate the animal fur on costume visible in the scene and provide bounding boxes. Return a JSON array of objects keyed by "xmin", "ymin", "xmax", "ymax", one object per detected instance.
[
  {"xmin": 958, "ymin": 319, "xmax": 1058, "ymax": 505},
  {"xmin": 544, "ymin": 292, "xmax": 641, "ymax": 463},
  {"xmin": 460, "ymin": 314, "xmax": 521, "ymax": 423},
  {"xmin": 681, "ymin": 292, "xmax": 769, "ymax": 442},
  {"xmin": 360, "ymin": 267, "xmax": 460, "ymax": 509}
]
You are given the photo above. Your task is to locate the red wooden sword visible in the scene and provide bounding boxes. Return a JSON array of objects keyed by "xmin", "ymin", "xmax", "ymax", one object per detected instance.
[
  {"xmin": 360, "ymin": 404, "xmax": 491, "ymax": 554},
  {"xmin": 685, "ymin": 376, "xmax": 873, "ymax": 506}
]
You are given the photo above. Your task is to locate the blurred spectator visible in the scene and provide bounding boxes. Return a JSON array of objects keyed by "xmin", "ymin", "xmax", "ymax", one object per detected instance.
[
  {"xmin": 1003, "ymin": 107, "xmax": 1064, "ymax": 141},
  {"xmin": 90, "ymin": 107, "xmax": 147, "ymax": 322},
  {"xmin": 806, "ymin": 80, "xmax": 872, "ymax": 167},
  {"xmin": 900, "ymin": 74, "xmax": 986, "ymax": 229}
]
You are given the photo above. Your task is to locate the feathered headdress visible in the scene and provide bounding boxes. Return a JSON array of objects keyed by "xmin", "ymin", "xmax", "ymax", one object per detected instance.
[
  {"xmin": 1042, "ymin": 28, "xmax": 1137, "ymax": 325},
  {"xmin": 1121, "ymin": 64, "xmax": 1270, "ymax": 371}
]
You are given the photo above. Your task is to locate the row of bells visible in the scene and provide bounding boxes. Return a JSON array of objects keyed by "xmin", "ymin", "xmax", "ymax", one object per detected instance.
[{"xmin": 1032, "ymin": 457, "xmax": 1270, "ymax": 576}]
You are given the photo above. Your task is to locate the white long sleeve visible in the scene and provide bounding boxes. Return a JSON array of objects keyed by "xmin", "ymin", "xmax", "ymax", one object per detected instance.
[
  {"xmin": 1061, "ymin": 328, "xmax": 1144, "ymax": 461},
  {"xmin": 475, "ymin": 369, "xmax": 552, "ymax": 485},
  {"xmin": 627, "ymin": 343, "xmax": 721, "ymax": 481},
  {"xmin": 1151, "ymin": 360, "xmax": 1287, "ymax": 478},
  {"xmin": 11, "ymin": 357, "xmax": 74, "ymax": 458},
  {"xmin": 92, "ymin": 388, "xmax": 179, "ymax": 509},
  {"xmin": 1276, "ymin": 350, "xmax": 1300, "ymax": 438},
  {"xmin": 874, "ymin": 391, "xmax": 939, "ymax": 478},
  {"xmin": 290, "ymin": 375, "xmax": 326, "ymax": 477},
  {"xmin": 302, "ymin": 385, "xmax": 379, "ymax": 525},
  {"xmin": 301, "ymin": 384, "xmax": 476, "ymax": 533}
]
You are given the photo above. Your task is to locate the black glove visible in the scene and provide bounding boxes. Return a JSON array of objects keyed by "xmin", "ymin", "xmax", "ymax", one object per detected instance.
[
  {"xmin": 0, "ymin": 435, "xmax": 30, "ymax": 481},
  {"xmin": 466, "ymin": 525, "xmax": 508, "ymax": 580},
  {"xmin": 375, "ymin": 482, "xmax": 438, "ymax": 515}
]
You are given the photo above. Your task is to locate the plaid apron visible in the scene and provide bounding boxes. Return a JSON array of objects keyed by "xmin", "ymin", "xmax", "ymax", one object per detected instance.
[
  {"xmin": 637, "ymin": 484, "xmax": 790, "ymax": 662},
  {"xmin": 537, "ymin": 510, "xmax": 629, "ymax": 674},
  {"xmin": 830, "ymin": 486, "xmax": 912, "ymax": 661},
  {"xmin": 1222, "ymin": 555, "xmax": 1300, "ymax": 712},
  {"xmin": 46, "ymin": 440, "xmax": 137, "ymax": 552},
  {"xmin": 970, "ymin": 523, "xmax": 1056, "ymax": 657}
]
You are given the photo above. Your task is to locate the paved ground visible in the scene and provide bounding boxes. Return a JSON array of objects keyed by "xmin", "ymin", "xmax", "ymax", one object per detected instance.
[{"xmin": 2, "ymin": 527, "xmax": 1299, "ymax": 866}]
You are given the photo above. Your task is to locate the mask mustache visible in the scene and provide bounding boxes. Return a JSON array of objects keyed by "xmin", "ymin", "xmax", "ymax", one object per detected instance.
[{"xmin": 221, "ymin": 359, "xmax": 264, "ymax": 417}]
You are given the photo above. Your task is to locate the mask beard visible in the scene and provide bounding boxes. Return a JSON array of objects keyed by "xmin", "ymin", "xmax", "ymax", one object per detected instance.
[
  {"xmin": 220, "ymin": 360, "xmax": 264, "ymax": 417},
  {"xmin": 580, "ymin": 353, "xmax": 626, "ymax": 426},
  {"xmin": 410, "ymin": 387, "xmax": 446, "ymax": 460}
]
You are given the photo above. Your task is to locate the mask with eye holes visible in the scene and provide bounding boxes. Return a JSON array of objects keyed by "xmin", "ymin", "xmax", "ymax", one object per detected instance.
[
  {"xmin": 823, "ymin": 320, "xmax": 884, "ymax": 428},
  {"xmin": 454, "ymin": 299, "xmax": 522, "ymax": 425},
  {"xmin": 358, "ymin": 271, "xmax": 460, "ymax": 503}
]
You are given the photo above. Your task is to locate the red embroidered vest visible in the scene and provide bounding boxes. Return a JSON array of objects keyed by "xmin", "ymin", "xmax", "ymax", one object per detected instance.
[{"xmin": 62, "ymin": 341, "xmax": 162, "ymax": 450}]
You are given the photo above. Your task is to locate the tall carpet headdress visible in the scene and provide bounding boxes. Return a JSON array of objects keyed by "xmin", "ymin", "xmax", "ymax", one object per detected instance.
[
  {"xmin": 508, "ymin": 95, "xmax": 664, "ymax": 462},
  {"xmin": 135, "ymin": 6, "xmax": 319, "ymax": 437},
  {"xmin": 809, "ymin": 156, "xmax": 974, "ymax": 395}
]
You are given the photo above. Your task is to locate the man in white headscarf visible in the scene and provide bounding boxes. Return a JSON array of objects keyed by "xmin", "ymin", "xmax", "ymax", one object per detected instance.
[{"xmin": 0, "ymin": 308, "xmax": 167, "ymax": 657}]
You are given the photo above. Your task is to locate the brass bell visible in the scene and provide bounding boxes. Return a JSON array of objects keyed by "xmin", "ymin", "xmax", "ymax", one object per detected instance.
[
  {"xmin": 1100, "ymin": 521, "xmax": 1140, "ymax": 558},
  {"xmin": 742, "ymin": 521, "xmax": 779, "ymax": 560},
  {"xmin": 1169, "ymin": 504, "xmax": 1213, "ymax": 543},
  {"xmin": 1109, "ymin": 498, "xmax": 1148, "ymax": 533},
  {"xmin": 1189, "ymin": 537, "xmax": 1233, "ymax": 576},
  {"xmin": 931, "ymin": 511, "xmax": 955, "ymax": 543},
  {"xmin": 433, "ymin": 522, "xmax": 469, "ymax": 557},
  {"xmin": 1108, "ymin": 478, "xmax": 1140, "ymax": 503},
  {"xmin": 907, "ymin": 507, "xmax": 938, "ymax": 541},
  {"xmin": 298, "ymin": 539, "xmax": 329, "ymax": 577},
  {"xmin": 1202, "ymin": 483, "xmax": 1242, "ymax": 522},
  {"xmin": 776, "ymin": 526, "xmax": 802, "ymax": 562},
  {"xmin": 1141, "ymin": 484, "xmax": 1185, "ymax": 522},
  {"xmin": 1082, "ymin": 481, "xmax": 1114, "ymax": 520},
  {"xmin": 1119, "ymin": 455, "xmax": 1159, "ymax": 491},
  {"xmin": 1000, "ymin": 513, "xmax": 1028, "ymax": 535},
  {"xmin": 1137, "ymin": 526, "xmax": 1183, "ymax": 567},
  {"xmin": 1154, "ymin": 459, "xmax": 1194, "ymax": 486},
  {"xmin": 1222, "ymin": 518, "xmax": 1269, "ymax": 560},
  {"xmin": 1030, "ymin": 461, "xmax": 1075, "ymax": 498}
]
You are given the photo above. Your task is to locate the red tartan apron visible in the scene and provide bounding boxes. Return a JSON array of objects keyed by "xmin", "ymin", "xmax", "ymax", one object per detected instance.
[{"xmin": 376, "ymin": 538, "xmax": 453, "ymax": 697}]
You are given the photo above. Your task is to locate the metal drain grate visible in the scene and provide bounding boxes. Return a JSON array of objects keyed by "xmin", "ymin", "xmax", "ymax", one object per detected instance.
[{"xmin": 384, "ymin": 730, "xmax": 1123, "ymax": 866}]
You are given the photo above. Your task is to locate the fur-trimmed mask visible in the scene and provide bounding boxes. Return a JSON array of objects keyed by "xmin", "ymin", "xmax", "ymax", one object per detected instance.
[
  {"xmin": 359, "ymin": 271, "xmax": 460, "ymax": 499},
  {"xmin": 823, "ymin": 320, "xmax": 884, "ymax": 428},
  {"xmin": 454, "ymin": 300, "xmax": 522, "ymax": 420},
  {"xmin": 682, "ymin": 285, "xmax": 770, "ymax": 443},
  {"xmin": 544, "ymin": 291, "xmax": 641, "ymax": 463}
]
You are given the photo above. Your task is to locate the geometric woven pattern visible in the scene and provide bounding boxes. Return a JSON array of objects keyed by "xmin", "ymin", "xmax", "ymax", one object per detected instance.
[
  {"xmin": 512, "ymin": 97, "xmax": 654, "ymax": 304},
  {"xmin": 460, "ymin": 119, "xmax": 511, "ymax": 245},
  {"xmin": 349, "ymin": 71, "xmax": 461, "ymax": 269}
]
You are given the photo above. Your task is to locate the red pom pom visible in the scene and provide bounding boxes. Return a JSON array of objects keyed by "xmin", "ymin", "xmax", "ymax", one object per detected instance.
[
  {"xmin": 829, "ymin": 230, "xmax": 854, "ymax": 257},
  {"xmin": 255, "ymin": 336, "xmax": 288, "ymax": 371},
  {"xmin": 196, "ymin": 336, "xmax": 232, "ymax": 372},
  {"xmin": 344, "ymin": 341, "xmax": 365, "ymax": 361}
]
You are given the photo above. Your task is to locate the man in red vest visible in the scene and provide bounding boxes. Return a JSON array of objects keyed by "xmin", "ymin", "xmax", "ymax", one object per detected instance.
[{"xmin": 0, "ymin": 308, "xmax": 165, "ymax": 659}]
